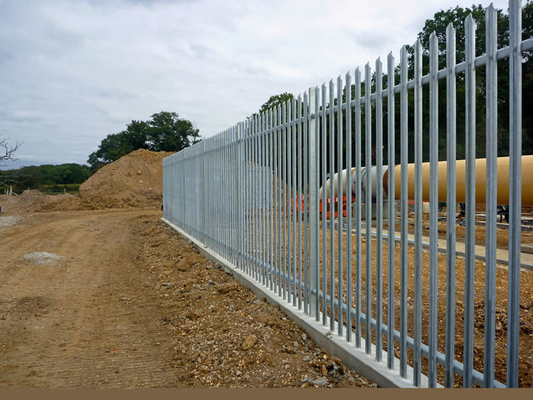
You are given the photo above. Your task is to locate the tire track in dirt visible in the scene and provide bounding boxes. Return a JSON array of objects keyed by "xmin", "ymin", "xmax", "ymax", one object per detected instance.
[{"xmin": 0, "ymin": 210, "xmax": 190, "ymax": 388}]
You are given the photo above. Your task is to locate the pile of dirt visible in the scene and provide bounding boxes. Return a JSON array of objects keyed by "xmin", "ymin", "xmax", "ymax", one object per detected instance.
[
  {"xmin": 0, "ymin": 149, "xmax": 174, "ymax": 213},
  {"xmin": 77, "ymin": 149, "xmax": 173, "ymax": 209},
  {"xmin": 0, "ymin": 190, "xmax": 78, "ymax": 213}
]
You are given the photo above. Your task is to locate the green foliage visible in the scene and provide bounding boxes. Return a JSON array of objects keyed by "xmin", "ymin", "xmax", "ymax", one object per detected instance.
[
  {"xmin": 88, "ymin": 121, "xmax": 149, "ymax": 171},
  {"xmin": 146, "ymin": 111, "xmax": 201, "ymax": 152},
  {"xmin": 249, "ymin": 93, "xmax": 295, "ymax": 121},
  {"xmin": 0, "ymin": 163, "xmax": 92, "ymax": 194},
  {"xmin": 88, "ymin": 112, "xmax": 200, "ymax": 170},
  {"xmin": 322, "ymin": 2, "xmax": 533, "ymax": 175},
  {"xmin": 40, "ymin": 183, "xmax": 82, "ymax": 195},
  {"xmin": 249, "ymin": 3, "xmax": 533, "ymax": 178},
  {"xmin": 259, "ymin": 93, "xmax": 295, "ymax": 114},
  {"xmin": 403, "ymin": 1, "xmax": 533, "ymax": 160}
]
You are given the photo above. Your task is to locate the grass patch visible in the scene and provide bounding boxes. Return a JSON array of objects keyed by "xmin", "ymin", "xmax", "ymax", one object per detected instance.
[{"xmin": 39, "ymin": 183, "xmax": 81, "ymax": 195}]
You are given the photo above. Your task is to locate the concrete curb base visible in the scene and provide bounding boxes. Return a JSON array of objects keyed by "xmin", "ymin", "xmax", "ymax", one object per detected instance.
[{"xmin": 162, "ymin": 218, "xmax": 431, "ymax": 388}]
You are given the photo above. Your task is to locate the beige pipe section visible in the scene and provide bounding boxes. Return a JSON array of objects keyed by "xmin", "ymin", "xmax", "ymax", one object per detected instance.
[{"xmin": 385, "ymin": 155, "xmax": 533, "ymax": 206}]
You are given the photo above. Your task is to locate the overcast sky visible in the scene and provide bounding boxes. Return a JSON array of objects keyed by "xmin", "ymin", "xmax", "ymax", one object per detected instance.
[{"xmin": 0, "ymin": 0, "xmax": 511, "ymax": 168}]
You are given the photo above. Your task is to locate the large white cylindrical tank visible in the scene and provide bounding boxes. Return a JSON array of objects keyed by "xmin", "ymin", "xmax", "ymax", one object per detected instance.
[
  {"xmin": 361, "ymin": 166, "xmax": 389, "ymax": 201},
  {"xmin": 319, "ymin": 168, "xmax": 355, "ymax": 199},
  {"xmin": 319, "ymin": 166, "xmax": 389, "ymax": 201}
]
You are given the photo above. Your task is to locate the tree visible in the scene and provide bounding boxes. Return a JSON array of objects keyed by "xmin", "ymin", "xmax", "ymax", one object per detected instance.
[
  {"xmin": 259, "ymin": 92, "xmax": 295, "ymax": 115},
  {"xmin": 145, "ymin": 112, "xmax": 200, "ymax": 152},
  {"xmin": 0, "ymin": 134, "xmax": 21, "ymax": 166},
  {"xmin": 1, "ymin": 163, "xmax": 94, "ymax": 194},
  {"xmin": 248, "ymin": 92, "xmax": 295, "ymax": 121},
  {"xmin": 87, "ymin": 126, "xmax": 148, "ymax": 171},
  {"xmin": 51, "ymin": 164, "xmax": 92, "ymax": 184},
  {"xmin": 405, "ymin": 1, "xmax": 533, "ymax": 160},
  {"xmin": 88, "ymin": 112, "xmax": 200, "ymax": 170}
]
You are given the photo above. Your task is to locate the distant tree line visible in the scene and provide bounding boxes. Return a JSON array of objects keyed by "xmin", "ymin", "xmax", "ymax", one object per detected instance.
[
  {"xmin": 0, "ymin": 111, "xmax": 200, "ymax": 194},
  {"xmin": 0, "ymin": 163, "xmax": 92, "ymax": 194}
]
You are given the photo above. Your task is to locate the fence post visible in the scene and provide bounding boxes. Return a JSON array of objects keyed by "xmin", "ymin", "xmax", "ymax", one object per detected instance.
[
  {"xmin": 308, "ymin": 87, "xmax": 319, "ymax": 320},
  {"xmin": 236, "ymin": 122, "xmax": 244, "ymax": 271},
  {"xmin": 507, "ymin": 0, "xmax": 522, "ymax": 387},
  {"xmin": 201, "ymin": 140, "xmax": 206, "ymax": 245}
]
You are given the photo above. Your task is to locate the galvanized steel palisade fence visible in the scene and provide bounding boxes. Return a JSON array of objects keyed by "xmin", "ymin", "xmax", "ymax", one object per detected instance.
[{"xmin": 163, "ymin": 0, "xmax": 532, "ymax": 388}]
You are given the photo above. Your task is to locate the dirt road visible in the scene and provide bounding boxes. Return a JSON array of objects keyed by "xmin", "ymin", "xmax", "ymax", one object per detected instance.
[{"xmin": 0, "ymin": 210, "xmax": 372, "ymax": 388}]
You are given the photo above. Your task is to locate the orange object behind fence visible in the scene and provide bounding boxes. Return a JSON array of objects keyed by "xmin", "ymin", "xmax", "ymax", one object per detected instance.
[
  {"xmin": 291, "ymin": 195, "xmax": 354, "ymax": 218},
  {"xmin": 319, "ymin": 196, "xmax": 352, "ymax": 219}
]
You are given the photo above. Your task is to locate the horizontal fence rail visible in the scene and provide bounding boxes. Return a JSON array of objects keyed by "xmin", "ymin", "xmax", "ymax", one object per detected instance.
[{"xmin": 163, "ymin": 0, "xmax": 532, "ymax": 388}]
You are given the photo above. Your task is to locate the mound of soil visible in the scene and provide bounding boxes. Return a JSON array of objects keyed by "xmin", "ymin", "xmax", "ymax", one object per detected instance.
[
  {"xmin": 0, "ymin": 190, "xmax": 78, "ymax": 213},
  {"xmin": 0, "ymin": 150, "xmax": 173, "ymax": 213},
  {"xmin": 77, "ymin": 149, "xmax": 173, "ymax": 209}
]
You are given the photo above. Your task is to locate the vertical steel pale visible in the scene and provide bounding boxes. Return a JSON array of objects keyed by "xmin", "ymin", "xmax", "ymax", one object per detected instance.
[
  {"xmin": 484, "ymin": 5, "xmax": 498, "ymax": 389},
  {"xmin": 308, "ymin": 87, "xmax": 319, "ymax": 320},
  {"xmin": 321, "ymin": 83, "xmax": 328, "ymax": 327},
  {"xmin": 507, "ymin": 0, "xmax": 522, "ymax": 388},
  {"xmin": 399, "ymin": 45, "xmax": 408, "ymax": 380},
  {"xmin": 386, "ymin": 51, "xmax": 396, "ymax": 371},
  {"xmin": 464, "ymin": 15, "xmax": 476, "ymax": 389},
  {"xmin": 282, "ymin": 102, "xmax": 288, "ymax": 300},
  {"xmin": 297, "ymin": 95, "xmax": 303, "ymax": 310},
  {"xmin": 329, "ymin": 79, "xmax": 335, "ymax": 332},
  {"xmin": 345, "ymin": 72, "xmax": 353, "ymax": 342},
  {"xmin": 445, "ymin": 22, "xmax": 457, "ymax": 389},
  {"xmin": 413, "ymin": 39, "xmax": 423, "ymax": 388},
  {"xmin": 375, "ymin": 57, "xmax": 384, "ymax": 362},
  {"xmin": 428, "ymin": 31, "xmax": 439, "ymax": 389},
  {"xmin": 337, "ymin": 75, "xmax": 344, "ymax": 338},
  {"xmin": 364, "ymin": 63, "xmax": 372, "ymax": 356},
  {"xmin": 355, "ymin": 68, "xmax": 362, "ymax": 350},
  {"xmin": 303, "ymin": 91, "xmax": 310, "ymax": 314}
]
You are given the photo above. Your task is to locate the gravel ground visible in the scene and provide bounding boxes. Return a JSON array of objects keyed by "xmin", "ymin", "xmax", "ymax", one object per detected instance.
[
  {"xmin": 0, "ymin": 216, "xmax": 19, "ymax": 228},
  {"xmin": 141, "ymin": 219, "xmax": 375, "ymax": 388}
]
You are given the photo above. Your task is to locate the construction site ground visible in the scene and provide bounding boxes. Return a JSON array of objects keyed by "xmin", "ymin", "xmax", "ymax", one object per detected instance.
[
  {"xmin": 0, "ymin": 209, "xmax": 374, "ymax": 388},
  {"xmin": 1, "ymin": 150, "xmax": 531, "ymax": 388}
]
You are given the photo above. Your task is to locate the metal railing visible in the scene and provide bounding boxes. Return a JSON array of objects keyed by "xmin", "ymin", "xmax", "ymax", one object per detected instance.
[{"xmin": 163, "ymin": 0, "xmax": 532, "ymax": 388}]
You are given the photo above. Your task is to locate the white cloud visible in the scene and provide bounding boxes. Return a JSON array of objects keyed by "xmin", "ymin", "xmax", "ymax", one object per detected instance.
[{"xmin": 0, "ymin": 0, "xmax": 512, "ymax": 167}]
